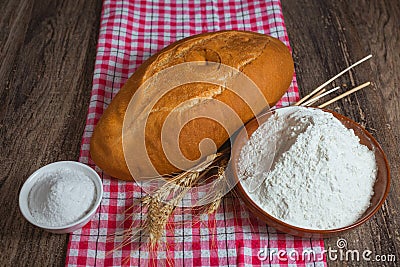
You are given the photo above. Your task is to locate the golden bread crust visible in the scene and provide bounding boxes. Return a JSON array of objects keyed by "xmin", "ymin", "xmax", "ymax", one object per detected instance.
[{"xmin": 90, "ymin": 31, "xmax": 294, "ymax": 181}]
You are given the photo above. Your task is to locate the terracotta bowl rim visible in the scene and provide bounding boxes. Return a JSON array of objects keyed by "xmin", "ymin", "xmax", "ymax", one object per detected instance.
[{"xmin": 231, "ymin": 106, "xmax": 391, "ymax": 236}]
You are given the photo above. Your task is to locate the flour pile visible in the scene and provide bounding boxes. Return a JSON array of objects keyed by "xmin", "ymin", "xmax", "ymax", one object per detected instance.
[
  {"xmin": 29, "ymin": 168, "xmax": 96, "ymax": 227},
  {"xmin": 238, "ymin": 106, "xmax": 377, "ymax": 229}
]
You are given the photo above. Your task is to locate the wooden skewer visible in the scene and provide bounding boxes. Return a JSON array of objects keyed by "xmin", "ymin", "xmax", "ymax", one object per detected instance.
[
  {"xmin": 303, "ymin": 88, "xmax": 326, "ymax": 106},
  {"xmin": 318, "ymin": 82, "xmax": 371, "ymax": 108},
  {"xmin": 301, "ymin": 86, "xmax": 340, "ymax": 107},
  {"xmin": 304, "ymin": 98, "xmax": 319, "ymax": 107},
  {"xmin": 295, "ymin": 87, "xmax": 325, "ymax": 106},
  {"xmin": 295, "ymin": 54, "xmax": 373, "ymax": 106}
]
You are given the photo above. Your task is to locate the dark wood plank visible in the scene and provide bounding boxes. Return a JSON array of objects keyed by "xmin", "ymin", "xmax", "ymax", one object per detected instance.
[
  {"xmin": 282, "ymin": 0, "xmax": 400, "ymax": 266},
  {"xmin": 1, "ymin": 0, "xmax": 398, "ymax": 266},
  {"xmin": 0, "ymin": 0, "xmax": 102, "ymax": 265}
]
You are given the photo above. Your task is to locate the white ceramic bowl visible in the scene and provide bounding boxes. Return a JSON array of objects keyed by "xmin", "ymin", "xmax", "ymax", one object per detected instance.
[{"xmin": 19, "ymin": 161, "xmax": 103, "ymax": 234}]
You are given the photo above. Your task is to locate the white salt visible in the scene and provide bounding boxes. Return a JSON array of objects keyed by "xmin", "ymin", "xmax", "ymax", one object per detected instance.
[{"xmin": 28, "ymin": 168, "xmax": 96, "ymax": 227}]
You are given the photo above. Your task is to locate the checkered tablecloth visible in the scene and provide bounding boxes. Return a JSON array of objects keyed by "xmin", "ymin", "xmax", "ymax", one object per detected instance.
[{"xmin": 65, "ymin": 0, "xmax": 326, "ymax": 266}]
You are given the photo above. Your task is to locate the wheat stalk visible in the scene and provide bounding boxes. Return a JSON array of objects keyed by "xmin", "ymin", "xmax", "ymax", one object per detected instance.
[
  {"xmin": 143, "ymin": 171, "xmax": 200, "ymax": 248},
  {"xmin": 138, "ymin": 151, "xmax": 230, "ymax": 247}
]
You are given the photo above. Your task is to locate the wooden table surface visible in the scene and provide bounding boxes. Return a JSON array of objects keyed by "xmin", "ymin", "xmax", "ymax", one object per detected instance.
[{"xmin": 1, "ymin": 0, "xmax": 398, "ymax": 266}]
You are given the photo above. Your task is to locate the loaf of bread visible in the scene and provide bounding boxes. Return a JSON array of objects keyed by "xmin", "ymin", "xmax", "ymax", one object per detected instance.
[{"xmin": 90, "ymin": 30, "xmax": 294, "ymax": 181}]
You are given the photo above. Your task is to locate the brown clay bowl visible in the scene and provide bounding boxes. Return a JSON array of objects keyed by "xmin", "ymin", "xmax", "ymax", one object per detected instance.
[{"xmin": 230, "ymin": 107, "xmax": 390, "ymax": 238}]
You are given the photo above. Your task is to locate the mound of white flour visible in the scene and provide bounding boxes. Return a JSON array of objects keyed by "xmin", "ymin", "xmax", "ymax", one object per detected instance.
[{"xmin": 238, "ymin": 106, "xmax": 377, "ymax": 229}]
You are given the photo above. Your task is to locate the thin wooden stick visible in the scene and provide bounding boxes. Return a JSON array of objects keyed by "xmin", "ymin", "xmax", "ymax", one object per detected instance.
[
  {"xmin": 303, "ymin": 88, "xmax": 326, "ymax": 106},
  {"xmin": 295, "ymin": 54, "xmax": 372, "ymax": 106},
  {"xmin": 304, "ymin": 98, "xmax": 319, "ymax": 107},
  {"xmin": 318, "ymin": 82, "xmax": 371, "ymax": 108},
  {"xmin": 301, "ymin": 86, "xmax": 340, "ymax": 107},
  {"xmin": 309, "ymin": 88, "xmax": 326, "ymax": 100}
]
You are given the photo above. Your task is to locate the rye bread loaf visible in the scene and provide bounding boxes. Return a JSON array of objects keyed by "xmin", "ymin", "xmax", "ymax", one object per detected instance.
[{"xmin": 90, "ymin": 30, "xmax": 294, "ymax": 181}]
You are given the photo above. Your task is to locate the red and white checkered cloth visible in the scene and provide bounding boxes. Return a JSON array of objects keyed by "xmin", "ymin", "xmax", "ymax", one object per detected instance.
[{"xmin": 66, "ymin": 0, "xmax": 326, "ymax": 266}]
